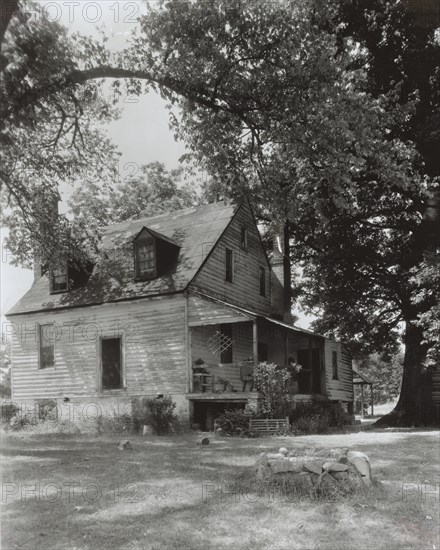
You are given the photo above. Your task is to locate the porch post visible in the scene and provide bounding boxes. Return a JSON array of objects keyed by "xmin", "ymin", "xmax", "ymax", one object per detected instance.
[
  {"xmin": 361, "ymin": 384, "xmax": 364, "ymax": 418},
  {"xmin": 253, "ymin": 320, "xmax": 258, "ymax": 369}
]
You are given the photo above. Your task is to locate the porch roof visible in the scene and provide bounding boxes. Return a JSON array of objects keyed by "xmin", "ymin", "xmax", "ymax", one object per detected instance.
[
  {"xmin": 190, "ymin": 290, "xmax": 324, "ymax": 339},
  {"xmin": 352, "ymin": 369, "xmax": 374, "ymax": 385}
]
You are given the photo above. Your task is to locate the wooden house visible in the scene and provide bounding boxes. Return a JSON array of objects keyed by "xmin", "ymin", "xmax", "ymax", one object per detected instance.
[{"xmin": 6, "ymin": 199, "xmax": 353, "ymax": 429}]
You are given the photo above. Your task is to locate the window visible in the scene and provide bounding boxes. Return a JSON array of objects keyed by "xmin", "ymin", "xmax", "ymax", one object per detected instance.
[
  {"xmin": 39, "ymin": 324, "xmax": 55, "ymax": 369},
  {"xmin": 101, "ymin": 337, "xmax": 122, "ymax": 389},
  {"xmin": 220, "ymin": 324, "xmax": 233, "ymax": 363},
  {"xmin": 332, "ymin": 351, "xmax": 339, "ymax": 380},
  {"xmin": 50, "ymin": 262, "xmax": 68, "ymax": 293},
  {"xmin": 259, "ymin": 266, "xmax": 266, "ymax": 296},
  {"xmin": 135, "ymin": 240, "xmax": 156, "ymax": 279},
  {"xmin": 240, "ymin": 226, "xmax": 248, "ymax": 251},
  {"xmin": 225, "ymin": 248, "xmax": 234, "ymax": 282}
]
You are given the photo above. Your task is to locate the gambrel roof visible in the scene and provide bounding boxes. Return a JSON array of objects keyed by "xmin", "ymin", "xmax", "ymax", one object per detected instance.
[{"xmin": 7, "ymin": 200, "xmax": 240, "ymax": 315}]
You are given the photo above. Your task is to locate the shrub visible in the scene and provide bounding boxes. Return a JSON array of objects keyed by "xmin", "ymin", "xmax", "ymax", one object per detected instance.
[
  {"xmin": 290, "ymin": 403, "xmax": 339, "ymax": 434},
  {"xmin": 214, "ymin": 408, "xmax": 258, "ymax": 437},
  {"xmin": 9, "ymin": 412, "xmax": 38, "ymax": 431},
  {"xmin": 100, "ymin": 414, "xmax": 138, "ymax": 434},
  {"xmin": 36, "ymin": 399, "xmax": 58, "ymax": 420},
  {"xmin": 1, "ymin": 402, "xmax": 20, "ymax": 425},
  {"xmin": 133, "ymin": 396, "xmax": 178, "ymax": 435},
  {"xmin": 254, "ymin": 361, "xmax": 291, "ymax": 418}
]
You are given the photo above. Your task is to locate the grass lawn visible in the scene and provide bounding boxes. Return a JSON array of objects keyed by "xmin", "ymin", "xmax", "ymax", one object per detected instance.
[{"xmin": 1, "ymin": 430, "xmax": 439, "ymax": 550}]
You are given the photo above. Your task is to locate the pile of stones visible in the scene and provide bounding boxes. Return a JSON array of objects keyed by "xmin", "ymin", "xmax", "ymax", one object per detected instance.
[{"xmin": 256, "ymin": 446, "xmax": 372, "ymax": 497}]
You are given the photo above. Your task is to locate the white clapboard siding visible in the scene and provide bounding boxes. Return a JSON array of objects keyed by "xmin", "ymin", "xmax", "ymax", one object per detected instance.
[
  {"xmin": 187, "ymin": 294, "xmax": 252, "ymax": 326},
  {"xmin": 9, "ymin": 294, "xmax": 187, "ymax": 400},
  {"xmin": 191, "ymin": 201, "xmax": 273, "ymax": 315},
  {"xmin": 324, "ymin": 340, "xmax": 353, "ymax": 402}
]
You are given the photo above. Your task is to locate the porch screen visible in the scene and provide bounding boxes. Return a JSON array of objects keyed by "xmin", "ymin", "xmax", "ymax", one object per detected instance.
[{"xmin": 297, "ymin": 348, "xmax": 321, "ymax": 394}]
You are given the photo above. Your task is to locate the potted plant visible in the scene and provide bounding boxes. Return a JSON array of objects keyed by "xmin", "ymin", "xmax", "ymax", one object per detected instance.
[
  {"xmin": 225, "ymin": 380, "xmax": 234, "ymax": 392},
  {"xmin": 213, "ymin": 376, "xmax": 229, "ymax": 393}
]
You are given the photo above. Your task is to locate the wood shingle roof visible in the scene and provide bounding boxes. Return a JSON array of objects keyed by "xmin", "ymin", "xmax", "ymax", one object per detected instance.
[{"xmin": 6, "ymin": 201, "xmax": 239, "ymax": 316}]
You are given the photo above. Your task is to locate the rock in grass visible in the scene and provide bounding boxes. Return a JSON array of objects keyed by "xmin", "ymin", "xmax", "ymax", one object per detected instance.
[
  {"xmin": 197, "ymin": 436, "xmax": 210, "ymax": 445},
  {"xmin": 269, "ymin": 460, "xmax": 303, "ymax": 474},
  {"xmin": 256, "ymin": 453, "xmax": 272, "ymax": 479},
  {"xmin": 323, "ymin": 461, "xmax": 349, "ymax": 473},
  {"xmin": 118, "ymin": 440, "xmax": 132, "ymax": 451},
  {"xmin": 346, "ymin": 451, "xmax": 371, "ymax": 484},
  {"xmin": 267, "ymin": 453, "xmax": 283, "ymax": 460},
  {"xmin": 303, "ymin": 462, "xmax": 323, "ymax": 475},
  {"xmin": 279, "ymin": 447, "xmax": 289, "ymax": 456},
  {"xmin": 316, "ymin": 471, "xmax": 344, "ymax": 498},
  {"xmin": 346, "ymin": 450, "xmax": 370, "ymax": 464},
  {"xmin": 330, "ymin": 471, "xmax": 349, "ymax": 481}
]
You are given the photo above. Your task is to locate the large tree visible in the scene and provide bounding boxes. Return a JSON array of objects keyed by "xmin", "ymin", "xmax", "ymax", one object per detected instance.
[{"xmin": 2, "ymin": 0, "xmax": 438, "ymax": 425}]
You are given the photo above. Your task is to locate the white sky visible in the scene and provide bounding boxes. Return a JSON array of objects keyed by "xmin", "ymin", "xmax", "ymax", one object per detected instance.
[{"xmin": 1, "ymin": 1, "xmax": 313, "ymax": 329}]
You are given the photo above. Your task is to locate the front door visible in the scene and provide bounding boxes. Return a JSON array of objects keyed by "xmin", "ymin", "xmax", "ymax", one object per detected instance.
[{"xmin": 101, "ymin": 337, "xmax": 122, "ymax": 389}]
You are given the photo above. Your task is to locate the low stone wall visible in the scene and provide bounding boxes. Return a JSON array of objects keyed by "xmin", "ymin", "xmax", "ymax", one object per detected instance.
[{"xmin": 256, "ymin": 446, "xmax": 372, "ymax": 497}]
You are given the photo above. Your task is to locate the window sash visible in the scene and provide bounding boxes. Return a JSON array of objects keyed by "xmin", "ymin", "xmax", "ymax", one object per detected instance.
[
  {"xmin": 240, "ymin": 226, "xmax": 248, "ymax": 250},
  {"xmin": 39, "ymin": 324, "xmax": 55, "ymax": 369},
  {"xmin": 259, "ymin": 266, "xmax": 266, "ymax": 296},
  {"xmin": 225, "ymin": 248, "xmax": 233, "ymax": 282},
  {"xmin": 50, "ymin": 263, "xmax": 68, "ymax": 292},
  {"xmin": 135, "ymin": 241, "xmax": 156, "ymax": 278}
]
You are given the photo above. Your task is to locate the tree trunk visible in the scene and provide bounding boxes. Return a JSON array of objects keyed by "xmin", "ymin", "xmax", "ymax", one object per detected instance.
[{"xmin": 374, "ymin": 321, "xmax": 438, "ymax": 427}]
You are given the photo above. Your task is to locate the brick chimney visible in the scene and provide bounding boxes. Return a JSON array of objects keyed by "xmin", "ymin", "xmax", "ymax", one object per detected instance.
[
  {"xmin": 33, "ymin": 247, "xmax": 44, "ymax": 282},
  {"xmin": 33, "ymin": 192, "xmax": 60, "ymax": 282},
  {"xmin": 270, "ymin": 223, "xmax": 292, "ymax": 323}
]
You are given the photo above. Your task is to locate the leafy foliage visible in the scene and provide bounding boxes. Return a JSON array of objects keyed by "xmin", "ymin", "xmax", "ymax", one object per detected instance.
[
  {"xmin": 254, "ymin": 362, "xmax": 292, "ymax": 418},
  {"xmin": 0, "ymin": 343, "xmax": 11, "ymax": 398},
  {"xmin": 133, "ymin": 396, "xmax": 178, "ymax": 435},
  {"xmin": 289, "ymin": 403, "xmax": 341, "ymax": 434},
  {"xmin": 1, "ymin": 1, "xmax": 119, "ymax": 266},
  {"xmin": 69, "ymin": 161, "xmax": 199, "ymax": 231},
  {"xmin": 214, "ymin": 408, "xmax": 257, "ymax": 437},
  {"xmin": 355, "ymin": 352, "xmax": 404, "ymax": 404}
]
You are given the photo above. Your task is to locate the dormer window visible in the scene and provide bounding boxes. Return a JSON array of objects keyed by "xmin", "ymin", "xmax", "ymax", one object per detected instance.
[
  {"xmin": 50, "ymin": 261, "xmax": 68, "ymax": 293},
  {"xmin": 135, "ymin": 240, "xmax": 156, "ymax": 280},
  {"xmin": 133, "ymin": 226, "xmax": 180, "ymax": 281},
  {"xmin": 49, "ymin": 257, "xmax": 93, "ymax": 295}
]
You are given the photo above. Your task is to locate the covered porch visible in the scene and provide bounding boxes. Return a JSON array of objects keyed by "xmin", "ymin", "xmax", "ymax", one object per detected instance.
[{"xmin": 187, "ymin": 299, "xmax": 328, "ymax": 404}]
